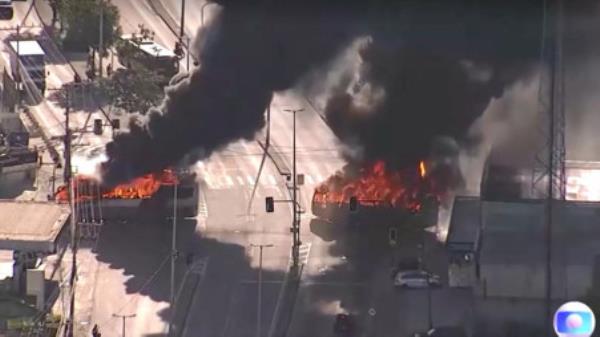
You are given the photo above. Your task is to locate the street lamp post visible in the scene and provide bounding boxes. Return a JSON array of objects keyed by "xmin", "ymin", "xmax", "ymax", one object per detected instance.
[
  {"xmin": 180, "ymin": 0, "xmax": 185, "ymax": 42},
  {"xmin": 169, "ymin": 178, "xmax": 178, "ymax": 335},
  {"xmin": 283, "ymin": 108, "xmax": 304, "ymax": 270},
  {"xmin": 251, "ymin": 244, "xmax": 274, "ymax": 337},
  {"xmin": 112, "ymin": 313, "xmax": 136, "ymax": 337},
  {"xmin": 98, "ymin": 0, "xmax": 104, "ymax": 78}
]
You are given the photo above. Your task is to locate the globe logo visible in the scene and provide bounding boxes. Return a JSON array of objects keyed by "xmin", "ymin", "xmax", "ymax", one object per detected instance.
[{"xmin": 554, "ymin": 301, "xmax": 595, "ymax": 337}]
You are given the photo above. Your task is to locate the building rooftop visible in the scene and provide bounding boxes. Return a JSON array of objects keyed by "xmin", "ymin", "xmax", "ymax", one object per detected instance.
[
  {"xmin": 9, "ymin": 40, "xmax": 45, "ymax": 56},
  {"xmin": 447, "ymin": 196, "xmax": 480, "ymax": 253},
  {"xmin": 480, "ymin": 199, "xmax": 600, "ymax": 265},
  {"xmin": 0, "ymin": 200, "xmax": 69, "ymax": 252}
]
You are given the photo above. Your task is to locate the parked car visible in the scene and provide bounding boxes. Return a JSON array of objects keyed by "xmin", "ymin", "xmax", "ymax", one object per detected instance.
[
  {"xmin": 333, "ymin": 313, "xmax": 355, "ymax": 336},
  {"xmin": 394, "ymin": 270, "xmax": 441, "ymax": 288}
]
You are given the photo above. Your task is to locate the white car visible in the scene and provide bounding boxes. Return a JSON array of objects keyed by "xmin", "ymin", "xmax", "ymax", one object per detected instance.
[{"xmin": 394, "ymin": 270, "xmax": 441, "ymax": 288}]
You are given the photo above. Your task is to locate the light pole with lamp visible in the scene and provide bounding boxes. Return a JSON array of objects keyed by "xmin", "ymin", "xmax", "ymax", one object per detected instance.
[
  {"xmin": 168, "ymin": 173, "xmax": 179, "ymax": 336},
  {"xmin": 283, "ymin": 108, "xmax": 303, "ymax": 271},
  {"xmin": 112, "ymin": 313, "xmax": 136, "ymax": 337}
]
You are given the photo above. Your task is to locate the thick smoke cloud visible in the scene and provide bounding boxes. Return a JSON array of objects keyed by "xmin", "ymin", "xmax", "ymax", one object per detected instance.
[
  {"xmin": 101, "ymin": 0, "xmax": 596, "ymax": 185},
  {"xmin": 102, "ymin": 0, "xmax": 364, "ymax": 184},
  {"xmin": 324, "ymin": 2, "xmax": 547, "ymax": 169}
]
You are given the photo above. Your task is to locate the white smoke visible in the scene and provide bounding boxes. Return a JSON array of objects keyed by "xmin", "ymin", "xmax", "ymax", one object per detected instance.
[{"xmin": 460, "ymin": 71, "xmax": 541, "ymax": 195}]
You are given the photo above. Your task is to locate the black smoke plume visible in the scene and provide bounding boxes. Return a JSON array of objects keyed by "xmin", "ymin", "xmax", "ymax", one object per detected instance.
[{"xmin": 101, "ymin": 0, "xmax": 596, "ymax": 185}]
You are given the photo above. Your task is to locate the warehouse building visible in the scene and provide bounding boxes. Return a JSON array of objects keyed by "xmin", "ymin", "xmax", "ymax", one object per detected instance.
[{"xmin": 446, "ymin": 159, "xmax": 600, "ymax": 336}]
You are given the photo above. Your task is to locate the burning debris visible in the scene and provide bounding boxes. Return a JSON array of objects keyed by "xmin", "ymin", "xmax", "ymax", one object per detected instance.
[
  {"xmin": 55, "ymin": 169, "xmax": 177, "ymax": 203},
  {"xmin": 314, "ymin": 161, "xmax": 431, "ymax": 212},
  {"xmin": 312, "ymin": 160, "xmax": 447, "ymax": 224}
]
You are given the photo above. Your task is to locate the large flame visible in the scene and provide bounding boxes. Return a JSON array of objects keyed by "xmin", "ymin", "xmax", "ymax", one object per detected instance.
[
  {"xmin": 55, "ymin": 169, "xmax": 178, "ymax": 203},
  {"xmin": 313, "ymin": 160, "xmax": 438, "ymax": 213}
]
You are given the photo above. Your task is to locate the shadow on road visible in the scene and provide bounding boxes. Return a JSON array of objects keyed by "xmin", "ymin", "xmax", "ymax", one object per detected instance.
[{"xmin": 92, "ymin": 204, "xmax": 290, "ymax": 337}]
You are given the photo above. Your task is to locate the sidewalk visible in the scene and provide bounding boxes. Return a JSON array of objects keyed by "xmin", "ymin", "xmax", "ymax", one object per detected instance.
[{"xmin": 45, "ymin": 243, "xmax": 101, "ymax": 337}]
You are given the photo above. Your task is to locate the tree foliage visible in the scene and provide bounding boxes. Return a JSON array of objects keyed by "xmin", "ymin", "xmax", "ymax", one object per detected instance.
[
  {"xmin": 97, "ymin": 63, "xmax": 166, "ymax": 115},
  {"xmin": 59, "ymin": 0, "xmax": 121, "ymax": 52}
]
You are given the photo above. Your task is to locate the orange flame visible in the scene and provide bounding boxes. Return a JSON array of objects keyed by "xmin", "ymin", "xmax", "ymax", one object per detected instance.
[
  {"xmin": 419, "ymin": 160, "xmax": 426, "ymax": 178},
  {"xmin": 55, "ymin": 169, "xmax": 178, "ymax": 203},
  {"xmin": 313, "ymin": 160, "xmax": 436, "ymax": 213}
]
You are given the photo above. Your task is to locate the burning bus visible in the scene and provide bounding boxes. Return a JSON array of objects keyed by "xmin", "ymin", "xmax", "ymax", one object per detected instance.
[
  {"xmin": 55, "ymin": 169, "xmax": 198, "ymax": 220},
  {"xmin": 311, "ymin": 160, "xmax": 445, "ymax": 228}
]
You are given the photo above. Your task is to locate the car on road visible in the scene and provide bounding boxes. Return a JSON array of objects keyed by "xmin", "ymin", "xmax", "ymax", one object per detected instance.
[
  {"xmin": 411, "ymin": 326, "xmax": 467, "ymax": 337},
  {"xmin": 333, "ymin": 313, "xmax": 355, "ymax": 336},
  {"xmin": 394, "ymin": 270, "xmax": 441, "ymax": 288}
]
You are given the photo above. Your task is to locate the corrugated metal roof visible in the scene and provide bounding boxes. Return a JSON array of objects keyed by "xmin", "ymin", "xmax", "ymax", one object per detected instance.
[
  {"xmin": 480, "ymin": 200, "xmax": 600, "ymax": 265},
  {"xmin": 9, "ymin": 40, "xmax": 44, "ymax": 56},
  {"xmin": 0, "ymin": 200, "xmax": 69, "ymax": 252}
]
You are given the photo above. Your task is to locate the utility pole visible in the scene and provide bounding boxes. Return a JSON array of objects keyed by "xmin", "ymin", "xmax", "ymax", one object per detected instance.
[
  {"xmin": 251, "ymin": 244, "xmax": 273, "ymax": 337},
  {"xmin": 15, "ymin": 24, "xmax": 20, "ymax": 106},
  {"xmin": 62, "ymin": 87, "xmax": 77, "ymax": 337},
  {"xmin": 112, "ymin": 313, "xmax": 136, "ymax": 337},
  {"xmin": 179, "ymin": 0, "xmax": 185, "ymax": 44},
  {"xmin": 531, "ymin": 0, "xmax": 565, "ymax": 334},
  {"xmin": 98, "ymin": 0, "xmax": 104, "ymax": 78},
  {"xmin": 168, "ymin": 178, "xmax": 178, "ymax": 335},
  {"xmin": 283, "ymin": 108, "xmax": 304, "ymax": 270}
]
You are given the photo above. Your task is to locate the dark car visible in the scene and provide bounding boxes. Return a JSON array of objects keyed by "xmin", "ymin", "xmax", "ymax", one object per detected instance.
[{"xmin": 333, "ymin": 313, "xmax": 355, "ymax": 336}]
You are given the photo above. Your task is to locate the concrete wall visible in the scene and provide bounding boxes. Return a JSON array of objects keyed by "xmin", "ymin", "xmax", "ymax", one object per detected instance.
[{"xmin": 478, "ymin": 200, "xmax": 600, "ymax": 300}]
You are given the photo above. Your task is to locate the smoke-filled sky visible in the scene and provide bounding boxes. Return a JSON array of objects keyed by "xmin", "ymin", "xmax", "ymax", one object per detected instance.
[{"xmin": 101, "ymin": 0, "xmax": 599, "ymax": 185}]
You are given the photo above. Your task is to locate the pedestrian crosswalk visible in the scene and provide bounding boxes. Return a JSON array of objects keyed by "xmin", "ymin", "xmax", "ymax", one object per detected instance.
[
  {"xmin": 298, "ymin": 243, "xmax": 312, "ymax": 265},
  {"xmin": 192, "ymin": 92, "xmax": 346, "ymax": 194}
]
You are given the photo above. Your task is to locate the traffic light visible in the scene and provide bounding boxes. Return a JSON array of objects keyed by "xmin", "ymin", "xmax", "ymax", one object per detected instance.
[
  {"xmin": 174, "ymin": 42, "xmax": 184, "ymax": 59},
  {"xmin": 266, "ymin": 197, "xmax": 274, "ymax": 213},
  {"xmin": 349, "ymin": 196, "xmax": 358, "ymax": 212},
  {"xmin": 93, "ymin": 119, "xmax": 103, "ymax": 135}
]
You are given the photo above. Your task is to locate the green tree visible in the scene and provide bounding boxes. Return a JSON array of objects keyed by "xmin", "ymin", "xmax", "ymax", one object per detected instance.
[
  {"xmin": 58, "ymin": 0, "xmax": 121, "ymax": 52},
  {"xmin": 96, "ymin": 63, "xmax": 166, "ymax": 115}
]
